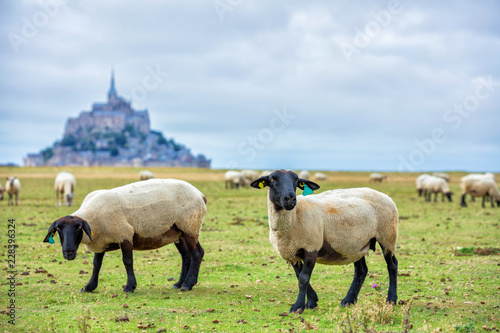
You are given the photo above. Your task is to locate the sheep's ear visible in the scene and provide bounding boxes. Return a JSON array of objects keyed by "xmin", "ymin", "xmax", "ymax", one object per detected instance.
[
  {"xmin": 43, "ymin": 221, "xmax": 59, "ymax": 243},
  {"xmin": 78, "ymin": 219, "xmax": 93, "ymax": 242},
  {"xmin": 250, "ymin": 176, "xmax": 269, "ymax": 189},
  {"xmin": 298, "ymin": 179, "xmax": 320, "ymax": 191}
]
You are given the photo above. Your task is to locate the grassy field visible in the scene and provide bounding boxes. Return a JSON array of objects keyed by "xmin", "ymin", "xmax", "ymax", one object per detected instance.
[{"xmin": 0, "ymin": 167, "xmax": 498, "ymax": 332}]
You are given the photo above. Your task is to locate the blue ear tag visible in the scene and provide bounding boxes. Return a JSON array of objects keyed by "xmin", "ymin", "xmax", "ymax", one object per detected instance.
[
  {"xmin": 302, "ymin": 184, "xmax": 314, "ymax": 196},
  {"xmin": 48, "ymin": 234, "xmax": 55, "ymax": 244}
]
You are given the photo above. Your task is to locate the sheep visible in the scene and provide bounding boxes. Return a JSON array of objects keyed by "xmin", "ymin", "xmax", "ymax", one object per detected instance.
[
  {"xmin": 422, "ymin": 175, "xmax": 452, "ymax": 202},
  {"xmin": 432, "ymin": 172, "xmax": 450, "ymax": 182},
  {"xmin": 5, "ymin": 177, "xmax": 20, "ymax": 206},
  {"xmin": 250, "ymin": 170, "xmax": 399, "ymax": 313},
  {"xmin": 298, "ymin": 170, "xmax": 310, "ymax": 180},
  {"xmin": 0, "ymin": 181, "xmax": 4, "ymax": 201},
  {"xmin": 370, "ymin": 173, "xmax": 388, "ymax": 183},
  {"xmin": 241, "ymin": 169, "xmax": 260, "ymax": 185},
  {"xmin": 55, "ymin": 172, "xmax": 76, "ymax": 206},
  {"xmin": 260, "ymin": 170, "xmax": 273, "ymax": 177},
  {"xmin": 224, "ymin": 170, "xmax": 244, "ymax": 189},
  {"xmin": 139, "ymin": 170, "xmax": 155, "ymax": 180},
  {"xmin": 43, "ymin": 179, "xmax": 207, "ymax": 293},
  {"xmin": 415, "ymin": 174, "xmax": 431, "ymax": 197},
  {"xmin": 313, "ymin": 172, "xmax": 328, "ymax": 181},
  {"xmin": 460, "ymin": 176, "xmax": 500, "ymax": 208},
  {"xmin": 460, "ymin": 173, "xmax": 495, "ymax": 203}
]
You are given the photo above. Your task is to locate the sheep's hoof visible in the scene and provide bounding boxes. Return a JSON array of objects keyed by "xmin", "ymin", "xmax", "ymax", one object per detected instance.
[
  {"xmin": 81, "ymin": 287, "xmax": 94, "ymax": 293},
  {"xmin": 123, "ymin": 285, "xmax": 136, "ymax": 293},
  {"xmin": 289, "ymin": 304, "xmax": 305, "ymax": 314},
  {"xmin": 305, "ymin": 300, "xmax": 318, "ymax": 309},
  {"xmin": 340, "ymin": 298, "xmax": 356, "ymax": 307},
  {"xmin": 180, "ymin": 285, "xmax": 193, "ymax": 291}
]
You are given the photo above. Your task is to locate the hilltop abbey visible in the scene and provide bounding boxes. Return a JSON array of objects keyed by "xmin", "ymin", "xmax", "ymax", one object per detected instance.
[{"xmin": 25, "ymin": 72, "xmax": 210, "ymax": 168}]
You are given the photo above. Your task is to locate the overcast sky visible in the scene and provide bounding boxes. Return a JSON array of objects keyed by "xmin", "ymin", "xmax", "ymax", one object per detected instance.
[{"xmin": 1, "ymin": 0, "xmax": 499, "ymax": 172}]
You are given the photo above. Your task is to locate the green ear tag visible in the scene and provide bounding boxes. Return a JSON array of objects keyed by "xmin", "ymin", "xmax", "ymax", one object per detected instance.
[
  {"xmin": 303, "ymin": 184, "xmax": 314, "ymax": 196},
  {"xmin": 48, "ymin": 234, "xmax": 55, "ymax": 244}
]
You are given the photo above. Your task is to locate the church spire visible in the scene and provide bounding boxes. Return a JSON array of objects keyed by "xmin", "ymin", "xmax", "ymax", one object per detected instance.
[{"xmin": 108, "ymin": 69, "xmax": 117, "ymax": 100}]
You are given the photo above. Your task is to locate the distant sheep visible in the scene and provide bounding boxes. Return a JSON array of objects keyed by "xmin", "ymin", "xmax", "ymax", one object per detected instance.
[
  {"xmin": 55, "ymin": 172, "xmax": 76, "ymax": 206},
  {"xmin": 460, "ymin": 173, "xmax": 495, "ymax": 203},
  {"xmin": 139, "ymin": 170, "xmax": 155, "ymax": 180},
  {"xmin": 432, "ymin": 172, "xmax": 450, "ymax": 182},
  {"xmin": 422, "ymin": 176, "xmax": 452, "ymax": 202},
  {"xmin": 415, "ymin": 174, "xmax": 431, "ymax": 197},
  {"xmin": 460, "ymin": 176, "xmax": 500, "ymax": 208},
  {"xmin": 298, "ymin": 170, "xmax": 310, "ymax": 180},
  {"xmin": 260, "ymin": 170, "xmax": 273, "ymax": 177},
  {"xmin": 313, "ymin": 172, "xmax": 328, "ymax": 181},
  {"xmin": 6, "ymin": 177, "xmax": 20, "ymax": 206},
  {"xmin": 241, "ymin": 169, "xmax": 260, "ymax": 185},
  {"xmin": 225, "ymin": 170, "xmax": 244, "ymax": 189},
  {"xmin": 370, "ymin": 173, "xmax": 387, "ymax": 183},
  {"xmin": 251, "ymin": 170, "xmax": 399, "ymax": 313},
  {"xmin": 43, "ymin": 179, "xmax": 207, "ymax": 293}
]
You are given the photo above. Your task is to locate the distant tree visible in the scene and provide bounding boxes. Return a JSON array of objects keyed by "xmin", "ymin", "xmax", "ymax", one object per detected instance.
[
  {"xmin": 110, "ymin": 147, "xmax": 119, "ymax": 157},
  {"xmin": 60, "ymin": 135, "xmax": 76, "ymax": 147},
  {"xmin": 41, "ymin": 147, "xmax": 54, "ymax": 162}
]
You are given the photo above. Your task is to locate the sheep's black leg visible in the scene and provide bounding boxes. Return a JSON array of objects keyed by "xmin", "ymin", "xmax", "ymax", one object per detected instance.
[
  {"xmin": 292, "ymin": 261, "xmax": 319, "ymax": 310},
  {"xmin": 173, "ymin": 238, "xmax": 191, "ymax": 289},
  {"xmin": 482, "ymin": 196, "xmax": 486, "ymax": 208},
  {"xmin": 380, "ymin": 245, "xmax": 398, "ymax": 304},
  {"xmin": 179, "ymin": 235, "xmax": 204, "ymax": 291},
  {"xmin": 470, "ymin": 196, "xmax": 475, "ymax": 202},
  {"xmin": 434, "ymin": 192, "xmax": 438, "ymax": 202},
  {"xmin": 121, "ymin": 240, "xmax": 137, "ymax": 292},
  {"xmin": 461, "ymin": 194, "xmax": 467, "ymax": 207},
  {"xmin": 341, "ymin": 256, "xmax": 368, "ymax": 307},
  {"xmin": 290, "ymin": 251, "xmax": 317, "ymax": 313},
  {"xmin": 82, "ymin": 252, "xmax": 105, "ymax": 292}
]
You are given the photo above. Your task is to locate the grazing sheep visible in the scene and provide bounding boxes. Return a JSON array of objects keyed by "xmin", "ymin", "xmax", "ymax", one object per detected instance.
[
  {"xmin": 432, "ymin": 172, "xmax": 450, "ymax": 182},
  {"xmin": 225, "ymin": 170, "xmax": 244, "ymax": 189},
  {"xmin": 6, "ymin": 177, "xmax": 20, "ymax": 206},
  {"xmin": 0, "ymin": 181, "xmax": 4, "ymax": 201},
  {"xmin": 139, "ymin": 170, "xmax": 155, "ymax": 180},
  {"xmin": 461, "ymin": 173, "xmax": 495, "ymax": 202},
  {"xmin": 43, "ymin": 179, "xmax": 207, "ymax": 293},
  {"xmin": 298, "ymin": 170, "xmax": 310, "ymax": 180},
  {"xmin": 55, "ymin": 172, "xmax": 76, "ymax": 206},
  {"xmin": 313, "ymin": 172, "xmax": 328, "ymax": 181},
  {"xmin": 460, "ymin": 177, "xmax": 500, "ymax": 208},
  {"xmin": 415, "ymin": 174, "xmax": 431, "ymax": 197},
  {"xmin": 241, "ymin": 169, "xmax": 260, "ymax": 185},
  {"xmin": 370, "ymin": 173, "xmax": 388, "ymax": 183},
  {"xmin": 251, "ymin": 170, "xmax": 399, "ymax": 313},
  {"xmin": 422, "ymin": 176, "xmax": 452, "ymax": 202}
]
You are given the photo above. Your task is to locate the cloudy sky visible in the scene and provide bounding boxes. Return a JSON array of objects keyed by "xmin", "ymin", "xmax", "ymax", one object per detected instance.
[{"xmin": 1, "ymin": 0, "xmax": 499, "ymax": 172}]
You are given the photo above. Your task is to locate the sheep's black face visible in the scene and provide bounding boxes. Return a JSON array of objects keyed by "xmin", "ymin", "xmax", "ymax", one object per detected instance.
[
  {"xmin": 251, "ymin": 170, "xmax": 320, "ymax": 211},
  {"xmin": 43, "ymin": 216, "xmax": 93, "ymax": 260}
]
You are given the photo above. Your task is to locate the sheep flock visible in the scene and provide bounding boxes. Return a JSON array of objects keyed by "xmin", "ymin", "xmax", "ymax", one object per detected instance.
[{"xmin": 0, "ymin": 165, "xmax": 491, "ymax": 317}]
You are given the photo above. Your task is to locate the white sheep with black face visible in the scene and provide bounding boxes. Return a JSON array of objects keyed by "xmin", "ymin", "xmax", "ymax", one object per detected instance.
[
  {"xmin": 422, "ymin": 176, "xmax": 452, "ymax": 202},
  {"xmin": 251, "ymin": 170, "xmax": 399, "ymax": 313},
  {"xmin": 43, "ymin": 179, "xmax": 207, "ymax": 293},
  {"xmin": 460, "ymin": 176, "xmax": 500, "ymax": 208},
  {"xmin": 55, "ymin": 171, "xmax": 76, "ymax": 206},
  {"xmin": 370, "ymin": 173, "xmax": 388, "ymax": 183},
  {"xmin": 224, "ymin": 170, "xmax": 244, "ymax": 189}
]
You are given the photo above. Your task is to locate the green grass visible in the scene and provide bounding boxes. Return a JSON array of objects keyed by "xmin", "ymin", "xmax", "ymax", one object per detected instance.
[{"xmin": 0, "ymin": 167, "xmax": 498, "ymax": 332}]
